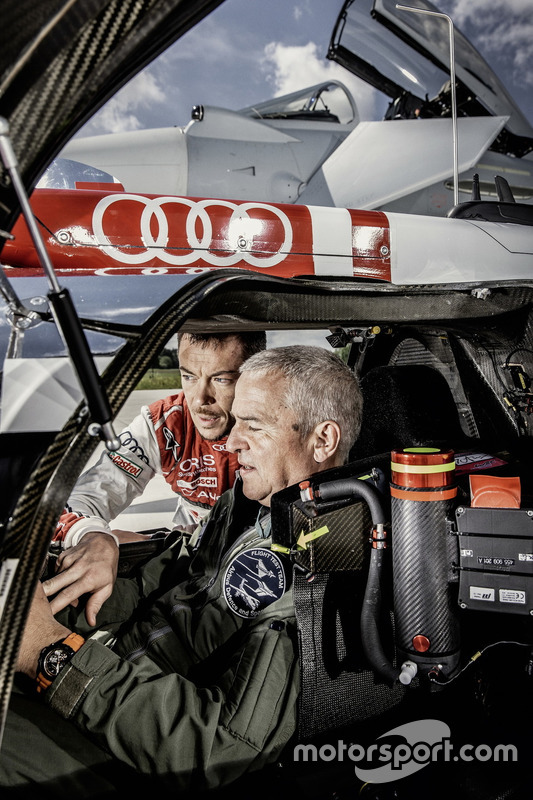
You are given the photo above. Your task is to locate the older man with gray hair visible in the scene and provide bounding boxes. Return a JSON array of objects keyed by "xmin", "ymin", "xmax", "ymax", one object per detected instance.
[{"xmin": 2, "ymin": 345, "xmax": 363, "ymax": 797}]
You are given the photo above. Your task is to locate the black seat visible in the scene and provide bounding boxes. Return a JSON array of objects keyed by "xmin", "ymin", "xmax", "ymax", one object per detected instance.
[{"xmin": 351, "ymin": 364, "xmax": 466, "ymax": 460}]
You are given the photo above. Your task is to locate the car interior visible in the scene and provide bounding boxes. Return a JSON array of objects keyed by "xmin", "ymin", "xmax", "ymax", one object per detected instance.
[
  {"xmin": 2, "ymin": 270, "xmax": 532, "ymax": 797},
  {"xmin": 0, "ymin": 1, "xmax": 532, "ymax": 797}
]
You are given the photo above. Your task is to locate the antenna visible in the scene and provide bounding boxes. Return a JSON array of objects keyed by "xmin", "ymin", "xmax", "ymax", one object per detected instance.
[
  {"xmin": 471, "ymin": 173, "xmax": 481, "ymax": 201},
  {"xmin": 495, "ymin": 175, "xmax": 516, "ymax": 203},
  {"xmin": 396, "ymin": 4, "xmax": 459, "ymax": 206}
]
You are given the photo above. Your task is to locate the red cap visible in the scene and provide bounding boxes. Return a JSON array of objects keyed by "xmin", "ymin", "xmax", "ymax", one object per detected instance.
[{"xmin": 412, "ymin": 634, "xmax": 431, "ymax": 653}]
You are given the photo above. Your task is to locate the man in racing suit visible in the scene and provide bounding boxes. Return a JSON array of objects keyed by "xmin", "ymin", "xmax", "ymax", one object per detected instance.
[
  {"xmin": 47, "ymin": 331, "xmax": 266, "ymax": 625},
  {"xmin": 54, "ymin": 330, "xmax": 267, "ymax": 547},
  {"xmin": 2, "ymin": 345, "xmax": 363, "ymax": 796}
]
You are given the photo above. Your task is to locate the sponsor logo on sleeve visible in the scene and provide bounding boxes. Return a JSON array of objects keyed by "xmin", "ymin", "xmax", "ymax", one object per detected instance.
[
  {"xmin": 108, "ymin": 451, "xmax": 143, "ymax": 478},
  {"xmin": 118, "ymin": 431, "xmax": 149, "ymax": 464}
]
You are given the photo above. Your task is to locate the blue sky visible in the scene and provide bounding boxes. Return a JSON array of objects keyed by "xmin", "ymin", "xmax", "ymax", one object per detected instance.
[{"xmin": 80, "ymin": 0, "xmax": 533, "ymax": 137}]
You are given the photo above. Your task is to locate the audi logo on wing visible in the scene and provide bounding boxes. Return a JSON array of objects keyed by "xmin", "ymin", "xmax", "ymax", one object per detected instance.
[{"xmin": 92, "ymin": 195, "xmax": 294, "ymax": 268}]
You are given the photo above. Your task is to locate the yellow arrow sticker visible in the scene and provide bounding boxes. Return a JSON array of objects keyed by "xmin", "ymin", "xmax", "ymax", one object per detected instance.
[{"xmin": 297, "ymin": 525, "xmax": 330, "ymax": 550}]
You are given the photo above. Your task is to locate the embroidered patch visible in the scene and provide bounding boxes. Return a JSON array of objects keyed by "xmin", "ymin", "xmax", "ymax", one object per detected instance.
[
  {"xmin": 107, "ymin": 451, "xmax": 143, "ymax": 478},
  {"xmin": 212, "ymin": 442, "xmax": 228, "ymax": 452},
  {"xmin": 224, "ymin": 548, "xmax": 287, "ymax": 618},
  {"xmin": 176, "ymin": 476, "xmax": 218, "ymax": 490},
  {"xmin": 163, "ymin": 427, "xmax": 180, "ymax": 460},
  {"xmin": 118, "ymin": 430, "xmax": 149, "ymax": 464}
]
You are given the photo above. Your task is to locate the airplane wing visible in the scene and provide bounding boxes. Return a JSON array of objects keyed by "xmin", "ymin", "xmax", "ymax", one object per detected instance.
[{"xmin": 298, "ymin": 116, "xmax": 507, "ymax": 210}]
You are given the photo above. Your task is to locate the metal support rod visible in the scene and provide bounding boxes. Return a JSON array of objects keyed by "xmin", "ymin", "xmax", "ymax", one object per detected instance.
[
  {"xmin": 396, "ymin": 4, "xmax": 459, "ymax": 206},
  {"xmin": 0, "ymin": 116, "xmax": 120, "ymax": 450},
  {"xmin": 0, "ymin": 119, "xmax": 62, "ymax": 293}
]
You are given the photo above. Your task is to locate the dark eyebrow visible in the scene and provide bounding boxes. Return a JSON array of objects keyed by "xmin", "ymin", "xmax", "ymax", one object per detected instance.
[{"xmin": 179, "ymin": 366, "xmax": 240, "ymax": 378}]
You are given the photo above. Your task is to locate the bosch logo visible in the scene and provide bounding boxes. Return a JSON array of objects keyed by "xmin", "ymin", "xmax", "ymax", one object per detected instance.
[{"xmin": 92, "ymin": 194, "xmax": 293, "ymax": 268}]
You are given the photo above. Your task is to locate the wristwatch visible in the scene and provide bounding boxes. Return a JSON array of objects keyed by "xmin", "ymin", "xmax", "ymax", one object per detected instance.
[{"xmin": 36, "ymin": 632, "xmax": 85, "ymax": 694}]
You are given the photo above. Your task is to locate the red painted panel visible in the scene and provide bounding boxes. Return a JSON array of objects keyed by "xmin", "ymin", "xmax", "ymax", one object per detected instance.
[{"xmin": 3, "ymin": 189, "xmax": 391, "ymax": 282}]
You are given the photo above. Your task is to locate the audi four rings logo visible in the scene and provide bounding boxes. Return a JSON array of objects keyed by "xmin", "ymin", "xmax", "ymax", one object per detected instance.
[{"xmin": 92, "ymin": 195, "xmax": 294, "ymax": 268}]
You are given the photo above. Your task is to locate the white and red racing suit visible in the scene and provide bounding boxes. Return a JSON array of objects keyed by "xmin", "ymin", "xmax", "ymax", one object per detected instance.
[{"xmin": 53, "ymin": 392, "xmax": 240, "ymax": 548}]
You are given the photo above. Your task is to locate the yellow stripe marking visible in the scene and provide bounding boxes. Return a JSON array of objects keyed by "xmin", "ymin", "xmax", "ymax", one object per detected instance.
[{"xmin": 391, "ymin": 461, "xmax": 455, "ymax": 474}]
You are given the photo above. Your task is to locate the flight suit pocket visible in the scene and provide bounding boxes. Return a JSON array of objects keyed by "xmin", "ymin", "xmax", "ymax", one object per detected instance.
[{"xmin": 221, "ymin": 621, "xmax": 299, "ymax": 751}]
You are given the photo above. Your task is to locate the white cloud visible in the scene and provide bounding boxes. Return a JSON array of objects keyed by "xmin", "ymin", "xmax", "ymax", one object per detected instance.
[
  {"xmin": 261, "ymin": 41, "xmax": 381, "ymax": 120},
  {"xmin": 160, "ymin": 15, "xmax": 238, "ymax": 66},
  {"xmin": 439, "ymin": 0, "xmax": 533, "ymax": 90},
  {"xmin": 445, "ymin": 0, "xmax": 532, "ymax": 24},
  {"xmin": 81, "ymin": 72, "xmax": 167, "ymax": 135},
  {"xmin": 293, "ymin": 0, "xmax": 314, "ymax": 23}
]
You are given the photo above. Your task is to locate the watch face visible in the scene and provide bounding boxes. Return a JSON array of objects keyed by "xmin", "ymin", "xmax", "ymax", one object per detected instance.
[{"xmin": 43, "ymin": 647, "xmax": 71, "ymax": 677}]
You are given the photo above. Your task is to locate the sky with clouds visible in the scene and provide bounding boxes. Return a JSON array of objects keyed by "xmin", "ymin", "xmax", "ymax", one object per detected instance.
[{"xmin": 80, "ymin": 0, "xmax": 533, "ymax": 138}]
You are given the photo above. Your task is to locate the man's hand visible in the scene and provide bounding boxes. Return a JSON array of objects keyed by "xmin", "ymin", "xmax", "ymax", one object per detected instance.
[
  {"xmin": 17, "ymin": 582, "xmax": 71, "ymax": 678},
  {"xmin": 42, "ymin": 532, "xmax": 119, "ymax": 626}
]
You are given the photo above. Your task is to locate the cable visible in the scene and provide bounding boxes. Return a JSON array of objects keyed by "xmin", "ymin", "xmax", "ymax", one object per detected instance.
[
  {"xmin": 504, "ymin": 348, "xmax": 533, "ymax": 369},
  {"xmin": 429, "ymin": 640, "xmax": 531, "ymax": 686}
]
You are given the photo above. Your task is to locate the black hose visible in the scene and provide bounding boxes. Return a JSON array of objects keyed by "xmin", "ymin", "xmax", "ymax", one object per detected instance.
[
  {"xmin": 361, "ymin": 547, "xmax": 400, "ymax": 685},
  {"xmin": 314, "ymin": 476, "xmax": 387, "ymax": 526},
  {"xmin": 310, "ymin": 474, "xmax": 399, "ymax": 683}
]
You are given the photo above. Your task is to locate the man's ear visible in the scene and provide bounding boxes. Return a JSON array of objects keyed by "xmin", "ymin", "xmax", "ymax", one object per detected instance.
[{"xmin": 312, "ymin": 420, "xmax": 342, "ymax": 464}]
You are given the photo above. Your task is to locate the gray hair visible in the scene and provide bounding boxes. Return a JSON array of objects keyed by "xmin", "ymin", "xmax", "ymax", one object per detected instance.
[{"xmin": 239, "ymin": 345, "xmax": 362, "ymax": 462}]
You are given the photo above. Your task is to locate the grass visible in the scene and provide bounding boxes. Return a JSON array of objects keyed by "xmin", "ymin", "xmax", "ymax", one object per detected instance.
[{"xmin": 135, "ymin": 369, "xmax": 182, "ymax": 391}]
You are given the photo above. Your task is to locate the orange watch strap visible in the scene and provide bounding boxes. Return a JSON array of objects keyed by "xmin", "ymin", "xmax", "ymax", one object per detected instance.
[
  {"xmin": 35, "ymin": 632, "xmax": 85, "ymax": 694},
  {"xmin": 62, "ymin": 632, "xmax": 85, "ymax": 652}
]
